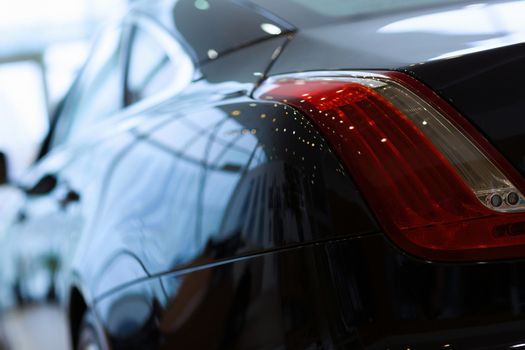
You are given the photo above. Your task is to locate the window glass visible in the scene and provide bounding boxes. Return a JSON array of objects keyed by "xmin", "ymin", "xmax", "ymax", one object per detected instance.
[
  {"xmin": 126, "ymin": 27, "xmax": 173, "ymax": 105},
  {"xmin": 125, "ymin": 24, "xmax": 194, "ymax": 106},
  {"xmin": 52, "ymin": 28, "xmax": 124, "ymax": 146}
]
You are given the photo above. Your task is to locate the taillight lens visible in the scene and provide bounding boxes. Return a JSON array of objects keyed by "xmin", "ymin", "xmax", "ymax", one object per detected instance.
[{"xmin": 254, "ymin": 71, "xmax": 525, "ymax": 261}]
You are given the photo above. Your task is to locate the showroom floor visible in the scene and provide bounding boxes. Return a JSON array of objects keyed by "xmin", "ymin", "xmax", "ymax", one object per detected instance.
[{"xmin": 0, "ymin": 305, "xmax": 69, "ymax": 350}]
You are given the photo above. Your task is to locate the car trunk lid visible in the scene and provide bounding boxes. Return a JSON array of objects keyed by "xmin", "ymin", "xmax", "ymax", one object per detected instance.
[{"xmin": 407, "ymin": 42, "xmax": 525, "ymax": 177}]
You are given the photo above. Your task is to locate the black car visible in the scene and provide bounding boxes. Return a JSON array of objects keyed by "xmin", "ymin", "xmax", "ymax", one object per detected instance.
[{"xmin": 2, "ymin": 0, "xmax": 525, "ymax": 349}]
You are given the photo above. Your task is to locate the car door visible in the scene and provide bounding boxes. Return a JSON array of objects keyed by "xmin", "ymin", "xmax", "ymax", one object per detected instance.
[{"xmin": 0, "ymin": 13, "xmax": 194, "ymax": 303}]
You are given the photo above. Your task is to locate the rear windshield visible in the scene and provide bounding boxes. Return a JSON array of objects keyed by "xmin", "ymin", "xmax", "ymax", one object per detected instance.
[
  {"xmin": 287, "ymin": 0, "xmax": 463, "ymax": 17},
  {"xmin": 252, "ymin": 0, "xmax": 466, "ymax": 20}
]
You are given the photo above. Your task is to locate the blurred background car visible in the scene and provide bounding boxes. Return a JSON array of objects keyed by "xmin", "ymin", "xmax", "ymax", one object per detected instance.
[
  {"xmin": 0, "ymin": 0, "xmax": 124, "ymax": 348},
  {"xmin": 0, "ymin": 0, "xmax": 130, "ymax": 178}
]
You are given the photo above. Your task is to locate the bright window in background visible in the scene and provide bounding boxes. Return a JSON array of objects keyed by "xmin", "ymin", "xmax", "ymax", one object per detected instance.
[
  {"xmin": 0, "ymin": 61, "xmax": 49, "ymax": 179},
  {"xmin": 44, "ymin": 41, "xmax": 90, "ymax": 108},
  {"xmin": 0, "ymin": 0, "xmax": 126, "ymax": 180},
  {"xmin": 0, "ymin": 0, "xmax": 85, "ymax": 27},
  {"xmin": 0, "ymin": 0, "xmax": 126, "ymax": 27}
]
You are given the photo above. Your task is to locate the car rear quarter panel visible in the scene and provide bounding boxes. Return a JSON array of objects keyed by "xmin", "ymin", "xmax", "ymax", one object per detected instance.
[{"xmin": 94, "ymin": 232, "xmax": 525, "ymax": 350}]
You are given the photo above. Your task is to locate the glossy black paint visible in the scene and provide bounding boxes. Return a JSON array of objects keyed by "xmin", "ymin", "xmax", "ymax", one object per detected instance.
[
  {"xmin": 2, "ymin": 0, "xmax": 525, "ymax": 349},
  {"xmin": 267, "ymin": 0, "xmax": 525, "ymax": 72},
  {"xmin": 79, "ymin": 97, "xmax": 377, "ymax": 298},
  {"xmin": 250, "ymin": 0, "xmax": 471, "ymax": 29},
  {"xmin": 96, "ymin": 233, "xmax": 525, "ymax": 350},
  {"xmin": 139, "ymin": 0, "xmax": 294, "ymax": 64},
  {"xmin": 200, "ymin": 35, "xmax": 290, "ymax": 84}
]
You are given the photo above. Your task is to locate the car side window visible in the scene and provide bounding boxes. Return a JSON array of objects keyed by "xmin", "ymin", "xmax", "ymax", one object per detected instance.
[
  {"xmin": 51, "ymin": 27, "xmax": 125, "ymax": 147},
  {"xmin": 124, "ymin": 22, "xmax": 194, "ymax": 106},
  {"xmin": 125, "ymin": 27, "xmax": 171, "ymax": 105}
]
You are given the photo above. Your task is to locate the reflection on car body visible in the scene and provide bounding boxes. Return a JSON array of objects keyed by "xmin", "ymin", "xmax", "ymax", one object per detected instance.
[{"xmin": 2, "ymin": 0, "xmax": 525, "ymax": 349}]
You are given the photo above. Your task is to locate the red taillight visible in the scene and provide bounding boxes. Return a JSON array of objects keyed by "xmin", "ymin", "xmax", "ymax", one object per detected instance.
[{"xmin": 255, "ymin": 71, "xmax": 525, "ymax": 261}]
